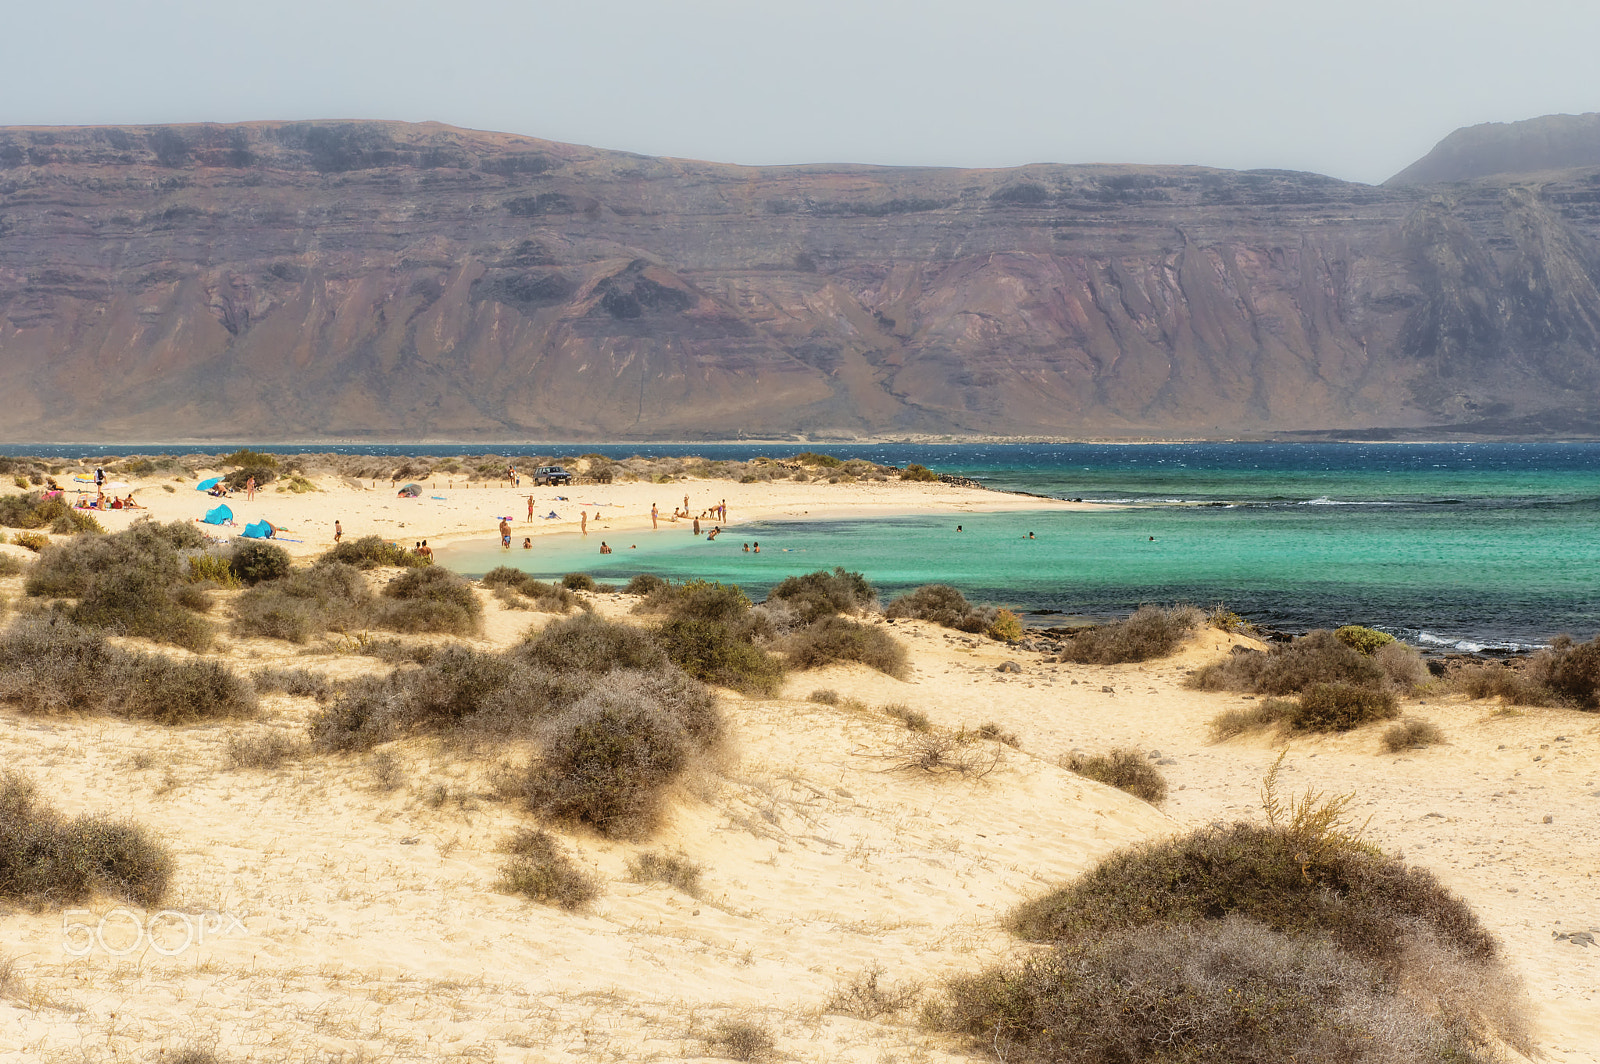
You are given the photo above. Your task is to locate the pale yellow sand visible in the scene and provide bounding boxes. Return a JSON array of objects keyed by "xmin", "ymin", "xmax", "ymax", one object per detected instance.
[
  {"xmin": 12, "ymin": 469, "xmax": 1090, "ymax": 559},
  {"xmin": 0, "ymin": 479, "xmax": 1596, "ymax": 1062}
]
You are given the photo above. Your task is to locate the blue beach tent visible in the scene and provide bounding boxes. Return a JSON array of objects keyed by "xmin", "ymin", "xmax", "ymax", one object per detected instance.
[
  {"xmin": 203, "ymin": 504, "xmax": 233, "ymax": 526},
  {"xmin": 196, "ymin": 477, "xmax": 223, "ymax": 491},
  {"xmin": 241, "ymin": 520, "xmax": 274, "ymax": 539}
]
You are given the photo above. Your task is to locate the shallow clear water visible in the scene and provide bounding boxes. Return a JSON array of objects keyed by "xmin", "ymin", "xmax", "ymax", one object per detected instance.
[{"xmin": 434, "ymin": 443, "xmax": 1600, "ymax": 650}]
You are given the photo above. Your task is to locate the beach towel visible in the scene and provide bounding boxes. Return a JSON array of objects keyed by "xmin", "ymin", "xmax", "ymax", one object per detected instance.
[
  {"xmin": 203, "ymin": 504, "xmax": 234, "ymax": 526},
  {"xmin": 196, "ymin": 477, "xmax": 223, "ymax": 491},
  {"xmin": 241, "ymin": 520, "xmax": 274, "ymax": 539}
]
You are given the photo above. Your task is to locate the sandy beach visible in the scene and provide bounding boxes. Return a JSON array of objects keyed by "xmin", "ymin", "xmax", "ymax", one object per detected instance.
[{"xmin": 0, "ymin": 471, "xmax": 1596, "ymax": 1063}]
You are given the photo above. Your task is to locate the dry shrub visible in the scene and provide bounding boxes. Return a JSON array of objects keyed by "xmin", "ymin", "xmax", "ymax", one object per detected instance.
[
  {"xmin": 627, "ymin": 850, "xmax": 703, "ymax": 896},
  {"xmin": 0, "ymin": 771, "xmax": 174, "ymax": 907},
  {"xmin": 637, "ymin": 578, "xmax": 751, "ymax": 624},
  {"xmin": 1382, "ymin": 718, "xmax": 1445, "ymax": 753},
  {"xmin": 883, "ymin": 702, "xmax": 932, "ymax": 731},
  {"xmin": 228, "ymin": 540, "xmax": 292, "ymax": 585},
  {"xmin": 1528, "ymin": 633, "xmax": 1600, "ymax": 709},
  {"xmin": 1063, "ymin": 748, "xmax": 1166, "ymax": 803},
  {"xmin": 985, "ymin": 608, "xmax": 1024, "ymax": 642},
  {"xmin": 623, "ymin": 572, "xmax": 668, "ymax": 596},
  {"xmin": 1292, "ymin": 682, "xmax": 1400, "ymax": 732},
  {"xmin": 562, "ymin": 572, "xmax": 598, "ymax": 592},
  {"xmin": 0, "ymin": 553, "xmax": 25, "ymax": 578},
  {"xmin": 376, "ymin": 565, "xmax": 482, "ymax": 635},
  {"xmin": 518, "ymin": 611, "xmax": 668, "ymax": 673},
  {"xmin": 251, "ymin": 666, "xmax": 331, "ymax": 700},
  {"xmin": 974, "ymin": 721, "xmax": 1020, "ymax": 747},
  {"xmin": 1190, "ymin": 629, "xmax": 1424, "ymax": 696},
  {"xmin": 934, "ymin": 915, "xmax": 1514, "ymax": 1064},
  {"xmin": 231, "ymin": 561, "xmax": 370, "ymax": 643},
  {"xmin": 482, "ymin": 566, "xmax": 581, "ymax": 613},
  {"xmin": 964, "ymin": 759, "xmax": 1533, "ymax": 1063},
  {"xmin": 1450, "ymin": 662, "xmax": 1560, "ymax": 706},
  {"xmin": 517, "ymin": 673, "xmax": 716, "ymax": 838},
  {"xmin": 877, "ymin": 728, "xmax": 1004, "ymax": 778},
  {"xmin": 808, "ymin": 688, "xmax": 841, "ymax": 704},
  {"xmin": 1209, "ymin": 697, "xmax": 1296, "ymax": 739},
  {"xmin": 654, "ymin": 617, "xmax": 785, "ymax": 695},
  {"xmin": 884, "ymin": 584, "xmax": 993, "ymax": 633},
  {"xmin": 0, "ymin": 616, "xmax": 256, "ymax": 722},
  {"xmin": 785, "ymin": 615, "xmax": 908, "ymax": 678},
  {"xmin": 12, "ymin": 531, "xmax": 49, "ymax": 552},
  {"xmin": 496, "ymin": 828, "xmax": 600, "ymax": 909},
  {"xmin": 224, "ymin": 730, "xmax": 306, "ymax": 770},
  {"xmin": 765, "ymin": 567, "xmax": 876, "ymax": 622},
  {"xmin": 1057, "ymin": 605, "xmax": 1202, "ymax": 664},
  {"xmin": 705, "ymin": 1020, "xmax": 775, "ymax": 1062},
  {"xmin": 825, "ymin": 963, "xmax": 922, "ymax": 1019},
  {"xmin": 187, "ymin": 554, "xmax": 239, "ymax": 588}
]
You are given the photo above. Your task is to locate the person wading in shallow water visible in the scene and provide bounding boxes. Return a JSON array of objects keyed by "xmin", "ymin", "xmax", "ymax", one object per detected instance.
[{"xmin": 500, "ymin": 518, "xmax": 511, "ymax": 549}]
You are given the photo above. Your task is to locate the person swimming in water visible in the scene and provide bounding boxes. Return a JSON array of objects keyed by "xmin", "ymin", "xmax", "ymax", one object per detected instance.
[{"xmin": 599, "ymin": 541, "xmax": 613, "ymax": 554}]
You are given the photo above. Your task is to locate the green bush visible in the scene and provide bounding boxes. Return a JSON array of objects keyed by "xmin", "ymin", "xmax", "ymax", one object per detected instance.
[
  {"xmin": 481, "ymin": 566, "xmax": 580, "ymax": 613},
  {"xmin": 793, "ymin": 451, "xmax": 843, "ymax": 468},
  {"xmin": 765, "ymin": 567, "xmax": 876, "ymax": 622},
  {"xmin": 1450, "ymin": 662, "xmax": 1560, "ymax": 706},
  {"xmin": 318, "ymin": 534, "xmax": 425, "ymax": 569},
  {"xmin": 623, "ymin": 573, "xmax": 669, "ymax": 596},
  {"xmin": 638, "ymin": 578, "xmax": 751, "ymax": 624},
  {"xmin": 11, "ymin": 531, "xmax": 48, "ymax": 552},
  {"xmin": 69, "ymin": 566, "xmax": 215, "ymax": 652},
  {"xmin": 1209, "ymin": 697, "xmax": 1296, "ymax": 739},
  {"xmin": 229, "ymin": 541, "xmax": 292, "ymax": 585},
  {"xmin": 221, "ymin": 466, "xmax": 276, "ymax": 492},
  {"xmin": 561, "ymin": 572, "xmax": 598, "ymax": 592},
  {"xmin": 0, "ymin": 553, "xmax": 24, "ymax": 577},
  {"xmin": 221, "ymin": 449, "xmax": 279, "ymax": 470},
  {"xmin": 231, "ymin": 562, "xmax": 371, "ymax": 643},
  {"xmin": 0, "ymin": 771, "xmax": 175, "ymax": 906},
  {"xmin": 1062, "ymin": 748, "xmax": 1167, "ymax": 803},
  {"xmin": 0, "ymin": 491, "xmax": 94, "ymax": 531},
  {"xmin": 899, "ymin": 463, "xmax": 938, "ymax": 482},
  {"xmin": 1334, "ymin": 624, "xmax": 1396, "ymax": 654},
  {"xmin": 655, "ymin": 617, "xmax": 785, "ymax": 695},
  {"xmin": 986, "ymin": 608, "xmax": 1024, "ymax": 642},
  {"xmin": 496, "ymin": 828, "xmax": 600, "ymax": 909},
  {"xmin": 884, "ymin": 584, "xmax": 993, "ymax": 633},
  {"xmin": 121, "ymin": 655, "xmax": 260, "ymax": 724},
  {"xmin": 1291, "ymin": 682, "xmax": 1400, "ymax": 732},
  {"xmin": 1057, "ymin": 605, "xmax": 1202, "ymax": 664},
  {"xmin": 785, "ymin": 616, "xmax": 908, "ymax": 678},
  {"xmin": 187, "ymin": 554, "xmax": 240, "ymax": 588}
]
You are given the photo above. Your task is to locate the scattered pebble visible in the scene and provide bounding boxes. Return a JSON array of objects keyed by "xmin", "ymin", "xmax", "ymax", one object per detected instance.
[
  {"xmin": 1543, "ymin": 814, "xmax": 1554, "ymax": 824},
  {"xmin": 997, "ymin": 661, "xmax": 1021, "ymax": 674}
]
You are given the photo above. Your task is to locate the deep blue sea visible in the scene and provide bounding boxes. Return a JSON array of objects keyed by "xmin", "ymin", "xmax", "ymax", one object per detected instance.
[{"xmin": 8, "ymin": 441, "xmax": 1598, "ymax": 649}]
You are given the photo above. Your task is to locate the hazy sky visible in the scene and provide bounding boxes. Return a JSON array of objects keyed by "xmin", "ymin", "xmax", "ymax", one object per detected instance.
[{"xmin": 4, "ymin": 0, "xmax": 1596, "ymax": 185}]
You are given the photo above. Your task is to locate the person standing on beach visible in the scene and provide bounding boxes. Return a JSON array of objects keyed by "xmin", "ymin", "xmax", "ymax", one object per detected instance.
[
  {"xmin": 499, "ymin": 518, "xmax": 511, "ymax": 549},
  {"xmin": 246, "ymin": 475, "xmax": 256, "ymax": 501},
  {"xmin": 651, "ymin": 503, "xmax": 658, "ymax": 529},
  {"xmin": 334, "ymin": 520, "xmax": 342, "ymax": 543},
  {"xmin": 720, "ymin": 499, "xmax": 727, "ymax": 522},
  {"xmin": 581, "ymin": 511, "xmax": 588, "ymax": 535},
  {"xmin": 683, "ymin": 493, "xmax": 689, "ymax": 514},
  {"xmin": 527, "ymin": 495, "xmax": 534, "ymax": 522}
]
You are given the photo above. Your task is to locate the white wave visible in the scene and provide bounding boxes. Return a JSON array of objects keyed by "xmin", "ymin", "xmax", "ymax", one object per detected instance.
[{"xmin": 1412, "ymin": 630, "xmax": 1545, "ymax": 654}]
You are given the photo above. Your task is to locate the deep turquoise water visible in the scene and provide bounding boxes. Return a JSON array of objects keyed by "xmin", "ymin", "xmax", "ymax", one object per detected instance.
[
  {"xmin": 7, "ymin": 441, "xmax": 1595, "ymax": 648},
  {"xmin": 433, "ymin": 443, "xmax": 1600, "ymax": 651}
]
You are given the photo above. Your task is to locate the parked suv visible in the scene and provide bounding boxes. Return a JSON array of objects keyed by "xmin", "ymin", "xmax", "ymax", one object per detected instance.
[{"xmin": 534, "ymin": 465, "xmax": 572, "ymax": 486}]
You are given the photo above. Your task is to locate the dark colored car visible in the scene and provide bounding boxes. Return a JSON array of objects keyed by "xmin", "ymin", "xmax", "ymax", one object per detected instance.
[{"xmin": 534, "ymin": 465, "xmax": 571, "ymax": 486}]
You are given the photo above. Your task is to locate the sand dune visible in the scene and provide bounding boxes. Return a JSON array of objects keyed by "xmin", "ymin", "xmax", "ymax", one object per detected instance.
[{"xmin": 0, "ymin": 477, "xmax": 1596, "ymax": 1062}]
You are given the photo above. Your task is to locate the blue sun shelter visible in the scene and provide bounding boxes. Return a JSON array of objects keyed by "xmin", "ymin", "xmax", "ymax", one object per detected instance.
[
  {"xmin": 196, "ymin": 477, "xmax": 223, "ymax": 491},
  {"xmin": 241, "ymin": 520, "xmax": 275, "ymax": 539},
  {"xmin": 203, "ymin": 504, "xmax": 233, "ymax": 526}
]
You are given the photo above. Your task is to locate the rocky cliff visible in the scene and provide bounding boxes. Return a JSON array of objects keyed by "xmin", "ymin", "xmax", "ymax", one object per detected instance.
[
  {"xmin": 3, "ymin": 120, "xmax": 1600, "ymax": 442},
  {"xmin": 1387, "ymin": 112, "xmax": 1600, "ymax": 186}
]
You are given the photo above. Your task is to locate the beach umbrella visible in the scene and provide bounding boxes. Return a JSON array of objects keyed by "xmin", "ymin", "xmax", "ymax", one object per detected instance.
[
  {"xmin": 398, "ymin": 483, "xmax": 422, "ymax": 497},
  {"xmin": 196, "ymin": 477, "xmax": 222, "ymax": 491},
  {"xmin": 102, "ymin": 481, "xmax": 131, "ymax": 493}
]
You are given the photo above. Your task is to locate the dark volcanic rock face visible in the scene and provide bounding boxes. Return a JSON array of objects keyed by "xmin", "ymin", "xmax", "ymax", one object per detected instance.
[
  {"xmin": 3, "ymin": 120, "xmax": 1600, "ymax": 441},
  {"xmin": 1388, "ymin": 112, "xmax": 1600, "ymax": 186}
]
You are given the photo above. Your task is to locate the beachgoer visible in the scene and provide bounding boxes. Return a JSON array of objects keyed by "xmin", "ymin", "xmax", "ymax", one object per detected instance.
[
  {"xmin": 707, "ymin": 526, "xmax": 720, "ymax": 541},
  {"xmin": 124, "ymin": 495, "xmax": 141, "ymax": 509},
  {"xmin": 527, "ymin": 495, "xmax": 534, "ymax": 521},
  {"xmin": 599, "ymin": 541, "xmax": 612, "ymax": 554},
  {"xmin": 683, "ymin": 494, "xmax": 689, "ymax": 513},
  {"xmin": 1149, "ymin": 536, "xmax": 1156, "ymax": 541},
  {"xmin": 419, "ymin": 540, "xmax": 433, "ymax": 561},
  {"xmin": 499, "ymin": 518, "xmax": 512, "ymax": 549},
  {"xmin": 95, "ymin": 491, "xmax": 105, "ymax": 510},
  {"xmin": 743, "ymin": 543, "xmax": 749, "ymax": 552},
  {"xmin": 720, "ymin": 499, "xmax": 727, "ymax": 521},
  {"xmin": 334, "ymin": 520, "xmax": 343, "ymax": 543},
  {"xmin": 581, "ymin": 511, "xmax": 587, "ymax": 535},
  {"xmin": 110, "ymin": 496, "xmax": 123, "ymax": 510},
  {"xmin": 246, "ymin": 476, "xmax": 256, "ymax": 501},
  {"xmin": 752, "ymin": 541, "xmax": 760, "ymax": 553},
  {"xmin": 651, "ymin": 503, "xmax": 658, "ymax": 529},
  {"xmin": 956, "ymin": 525, "xmax": 962, "ymax": 532},
  {"xmin": 522, "ymin": 537, "xmax": 532, "ymax": 549},
  {"xmin": 94, "ymin": 467, "xmax": 105, "ymax": 489},
  {"xmin": 693, "ymin": 516, "xmax": 700, "ymax": 535},
  {"xmin": 1028, "ymin": 531, "xmax": 1035, "ymax": 539}
]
